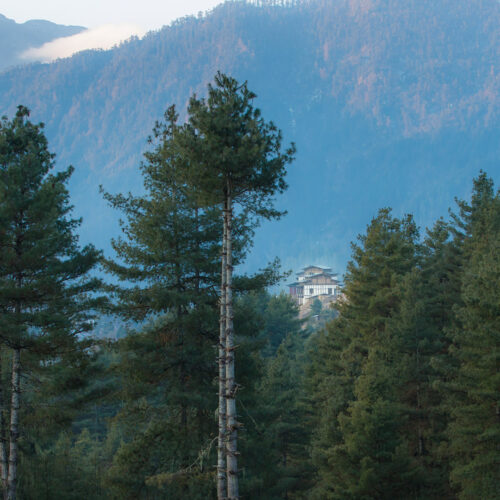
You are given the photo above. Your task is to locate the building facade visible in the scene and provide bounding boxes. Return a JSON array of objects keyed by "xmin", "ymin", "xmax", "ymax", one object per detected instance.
[{"xmin": 288, "ymin": 265, "xmax": 341, "ymax": 306}]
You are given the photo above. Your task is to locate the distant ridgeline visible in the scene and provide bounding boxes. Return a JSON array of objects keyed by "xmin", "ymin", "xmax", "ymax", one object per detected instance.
[
  {"xmin": 244, "ymin": 0, "xmax": 303, "ymax": 5},
  {"xmin": 0, "ymin": 0, "xmax": 498, "ymax": 276},
  {"xmin": 0, "ymin": 14, "xmax": 84, "ymax": 72}
]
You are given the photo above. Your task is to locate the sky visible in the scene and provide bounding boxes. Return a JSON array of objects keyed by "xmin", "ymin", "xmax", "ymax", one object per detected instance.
[
  {"xmin": 2, "ymin": 0, "xmax": 226, "ymax": 30},
  {"xmin": 3, "ymin": 0, "xmax": 227, "ymax": 61}
]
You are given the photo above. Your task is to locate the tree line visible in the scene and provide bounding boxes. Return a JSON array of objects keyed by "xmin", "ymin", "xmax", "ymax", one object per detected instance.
[
  {"xmin": 0, "ymin": 74, "xmax": 498, "ymax": 499},
  {"xmin": 306, "ymin": 186, "xmax": 499, "ymax": 499}
]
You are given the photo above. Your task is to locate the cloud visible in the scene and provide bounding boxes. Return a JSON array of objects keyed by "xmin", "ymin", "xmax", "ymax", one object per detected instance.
[{"xmin": 21, "ymin": 24, "xmax": 146, "ymax": 63}]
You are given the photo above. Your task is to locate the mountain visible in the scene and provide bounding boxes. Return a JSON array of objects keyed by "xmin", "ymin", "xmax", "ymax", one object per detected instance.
[
  {"xmin": 0, "ymin": 0, "xmax": 498, "ymax": 277},
  {"xmin": 0, "ymin": 14, "xmax": 84, "ymax": 72}
]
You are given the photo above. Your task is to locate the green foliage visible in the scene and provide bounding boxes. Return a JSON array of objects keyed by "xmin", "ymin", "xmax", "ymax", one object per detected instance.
[
  {"xmin": 172, "ymin": 72, "xmax": 295, "ymax": 499},
  {"xmin": 101, "ymin": 107, "xmax": 221, "ymax": 498},
  {"xmin": 232, "ymin": 292, "xmax": 311, "ymax": 499},
  {"xmin": 102, "ymin": 106, "xmax": 221, "ymax": 321},
  {"xmin": 100, "ymin": 89, "xmax": 291, "ymax": 498},
  {"xmin": 306, "ymin": 298, "xmax": 337, "ymax": 331},
  {"xmin": 310, "ymin": 298, "xmax": 323, "ymax": 316},
  {"xmin": 0, "ymin": 99, "xmax": 497, "ymax": 500},
  {"xmin": 20, "ymin": 430, "xmax": 106, "ymax": 500},
  {"xmin": 305, "ymin": 317, "xmax": 355, "ymax": 498},
  {"xmin": 306, "ymin": 209, "xmax": 435, "ymax": 499},
  {"xmin": 0, "ymin": 105, "xmax": 103, "ymax": 498},
  {"xmin": 444, "ymin": 173, "xmax": 500, "ymax": 499},
  {"xmin": 305, "ymin": 176, "xmax": 499, "ymax": 499},
  {"xmin": 257, "ymin": 332, "xmax": 312, "ymax": 498},
  {"xmin": 247, "ymin": 290, "xmax": 303, "ymax": 357},
  {"xmin": 0, "ymin": 105, "xmax": 103, "ymax": 351},
  {"xmin": 176, "ymin": 71, "xmax": 295, "ymax": 217}
]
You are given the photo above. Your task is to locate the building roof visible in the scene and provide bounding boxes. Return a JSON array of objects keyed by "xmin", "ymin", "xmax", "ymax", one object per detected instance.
[
  {"xmin": 301, "ymin": 265, "xmax": 333, "ymax": 273},
  {"xmin": 289, "ymin": 265, "xmax": 340, "ymax": 288}
]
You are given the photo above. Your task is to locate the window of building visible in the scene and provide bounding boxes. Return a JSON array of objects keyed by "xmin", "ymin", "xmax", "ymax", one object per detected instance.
[
  {"xmin": 309, "ymin": 288, "xmax": 314, "ymax": 295},
  {"xmin": 328, "ymin": 288, "xmax": 332, "ymax": 294}
]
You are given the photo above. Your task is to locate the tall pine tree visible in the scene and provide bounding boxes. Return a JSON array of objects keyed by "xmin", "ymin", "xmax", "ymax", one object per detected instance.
[
  {"xmin": 175, "ymin": 72, "xmax": 295, "ymax": 499},
  {"xmin": 102, "ymin": 107, "xmax": 222, "ymax": 499},
  {"xmin": 0, "ymin": 106, "xmax": 102, "ymax": 500},
  {"xmin": 444, "ymin": 173, "xmax": 500, "ymax": 499},
  {"xmin": 102, "ymin": 104, "xmax": 281, "ymax": 498},
  {"xmin": 306, "ymin": 209, "xmax": 421, "ymax": 499}
]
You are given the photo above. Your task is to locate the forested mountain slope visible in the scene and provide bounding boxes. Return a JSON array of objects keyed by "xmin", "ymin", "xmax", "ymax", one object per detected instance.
[
  {"xmin": 0, "ymin": 0, "xmax": 498, "ymax": 273},
  {"xmin": 0, "ymin": 14, "xmax": 84, "ymax": 72}
]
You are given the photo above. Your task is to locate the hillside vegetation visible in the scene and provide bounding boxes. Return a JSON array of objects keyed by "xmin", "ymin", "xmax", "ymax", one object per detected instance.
[
  {"xmin": 0, "ymin": 0, "xmax": 498, "ymax": 270},
  {"xmin": 1, "ymin": 103, "xmax": 497, "ymax": 498},
  {"xmin": 0, "ymin": 2, "xmax": 498, "ymax": 496}
]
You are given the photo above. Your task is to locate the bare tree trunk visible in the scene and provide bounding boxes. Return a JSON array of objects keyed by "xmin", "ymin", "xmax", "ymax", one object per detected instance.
[
  {"xmin": 7, "ymin": 348, "xmax": 20, "ymax": 500},
  {"xmin": 0, "ymin": 348, "xmax": 8, "ymax": 500},
  {"xmin": 225, "ymin": 192, "xmax": 239, "ymax": 499},
  {"xmin": 217, "ymin": 203, "xmax": 228, "ymax": 500}
]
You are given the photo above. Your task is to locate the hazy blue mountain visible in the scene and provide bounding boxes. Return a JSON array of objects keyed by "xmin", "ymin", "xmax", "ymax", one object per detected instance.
[
  {"xmin": 0, "ymin": 0, "xmax": 498, "ymax": 278},
  {"xmin": 0, "ymin": 13, "xmax": 84, "ymax": 72}
]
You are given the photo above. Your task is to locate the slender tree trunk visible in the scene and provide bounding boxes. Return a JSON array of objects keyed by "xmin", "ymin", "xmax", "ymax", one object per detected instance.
[
  {"xmin": 225, "ymin": 192, "xmax": 239, "ymax": 499},
  {"xmin": 7, "ymin": 349, "xmax": 20, "ymax": 500},
  {"xmin": 0, "ymin": 348, "xmax": 8, "ymax": 500},
  {"xmin": 217, "ymin": 203, "xmax": 227, "ymax": 500}
]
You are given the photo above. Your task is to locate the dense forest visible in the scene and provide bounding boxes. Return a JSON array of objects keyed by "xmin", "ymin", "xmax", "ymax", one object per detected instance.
[
  {"xmin": 0, "ymin": 0, "xmax": 498, "ymax": 274},
  {"xmin": 0, "ymin": 64, "xmax": 498, "ymax": 500},
  {"xmin": 0, "ymin": 1, "xmax": 499, "ymax": 498}
]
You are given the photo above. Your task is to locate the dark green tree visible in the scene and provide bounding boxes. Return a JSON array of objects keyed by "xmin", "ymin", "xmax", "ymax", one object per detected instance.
[
  {"xmin": 306, "ymin": 209, "xmax": 421, "ymax": 499},
  {"xmin": 258, "ymin": 332, "xmax": 311, "ymax": 499},
  {"xmin": 102, "ymin": 107, "xmax": 221, "ymax": 499},
  {"xmin": 306, "ymin": 177, "xmax": 499, "ymax": 499},
  {"xmin": 0, "ymin": 106, "xmax": 102, "ymax": 500},
  {"xmin": 306, "ymin": 297, "xmax": 337, "ymax": 331},
  {"xmin": 305, "ymin": 316, "xmax": 355, "ymax": 499},
  {"xmin": 175, "ymin": 72, "xmax": 295, "ymax": 499},
  {"xmin": 218, "ymin": 290, "xmax": 310, "ymax": 500},
  {"xmin": 255, "ymin": 291, "xmax": 303, "ymax": 357},
  {"xmin": 383, "ymin": 218, "xmax": 463, "ymax": 499},
  {"xmin": 444, "ymin": 173, "xmax": 500, "ymax": 499},
  {"xmin": 309, "ymin": 298, "xmax": 323, "ymax": 317},
  {"xmin": 101, "ymin": 105, "xmax": 282, "ymax": 498}
]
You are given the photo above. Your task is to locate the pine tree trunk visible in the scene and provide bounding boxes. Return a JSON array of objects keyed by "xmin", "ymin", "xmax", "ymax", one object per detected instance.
[
  {"xmin": 7, "ymin": 348, "xmax": 20, "ymax": 500},
  {"xmin": 225, "ymin": 192, "xmax": 239, "ymax": 499},
  {"xmin": 0, "ymin": 349, "xmax": 8, "ymax": 500},
  {"xmin": 217, "ymin": 204, "xmax": 228, "ymax": 500}
]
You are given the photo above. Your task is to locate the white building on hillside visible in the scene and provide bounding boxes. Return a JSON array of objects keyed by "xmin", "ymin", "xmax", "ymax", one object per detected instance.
[{"xmin": 288, "ymin": 265, "xmax": 341, "ymax": 306}]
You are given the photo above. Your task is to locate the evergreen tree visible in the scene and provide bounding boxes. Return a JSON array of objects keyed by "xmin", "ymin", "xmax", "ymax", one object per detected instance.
[
  {"xmin": 385, "ymin": 218, "xmax": 464, "ymax": 499},
  {"xmin": 19, "ymin": 428, "xmax": 105, "ymax": 500},
  {"xmin": 306, "ymin": 297, "xmax": 337, "ymax": 331},
  {"xmin": 444, "ymin": 173, "xmax": 500, "ymax": 499},
  {"xmin": 102, "ymin": 107, "xmax": 221, "ymax": 499},
  {"xmin": 102, "ymin": 104, "xmax": 282, "ymax": 498},
  {"xmin": 0, "ymin": 106, "xmax": 102, "ymax": 499},
  {"xmin": 175, "ymin": 72, "xmax": 295, "ymax": 499},
  {"xmin": 306, "ymin": 176, "xmax": 499, "ymax": 499},
  {"xmin": 305, "ymin": 316, "xmax": 355, "ymax": 499},
  {"xmin": 229, "ymin": 290, "xmax": 310, "ymax": 499},
  {"xmin": 258, "ymin": 332, "xmax": 311, "ymax": 498},
  {"xmin": 254, "ymin": 291, "xmax": 303, "ymax": 357},
  {"xmin": 16, "ymin": 342, "xmax": 113, "ymax": 500},
  {"xmin": 306, "ymin": 209, "xmax": 421, "ymax": 499}
]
